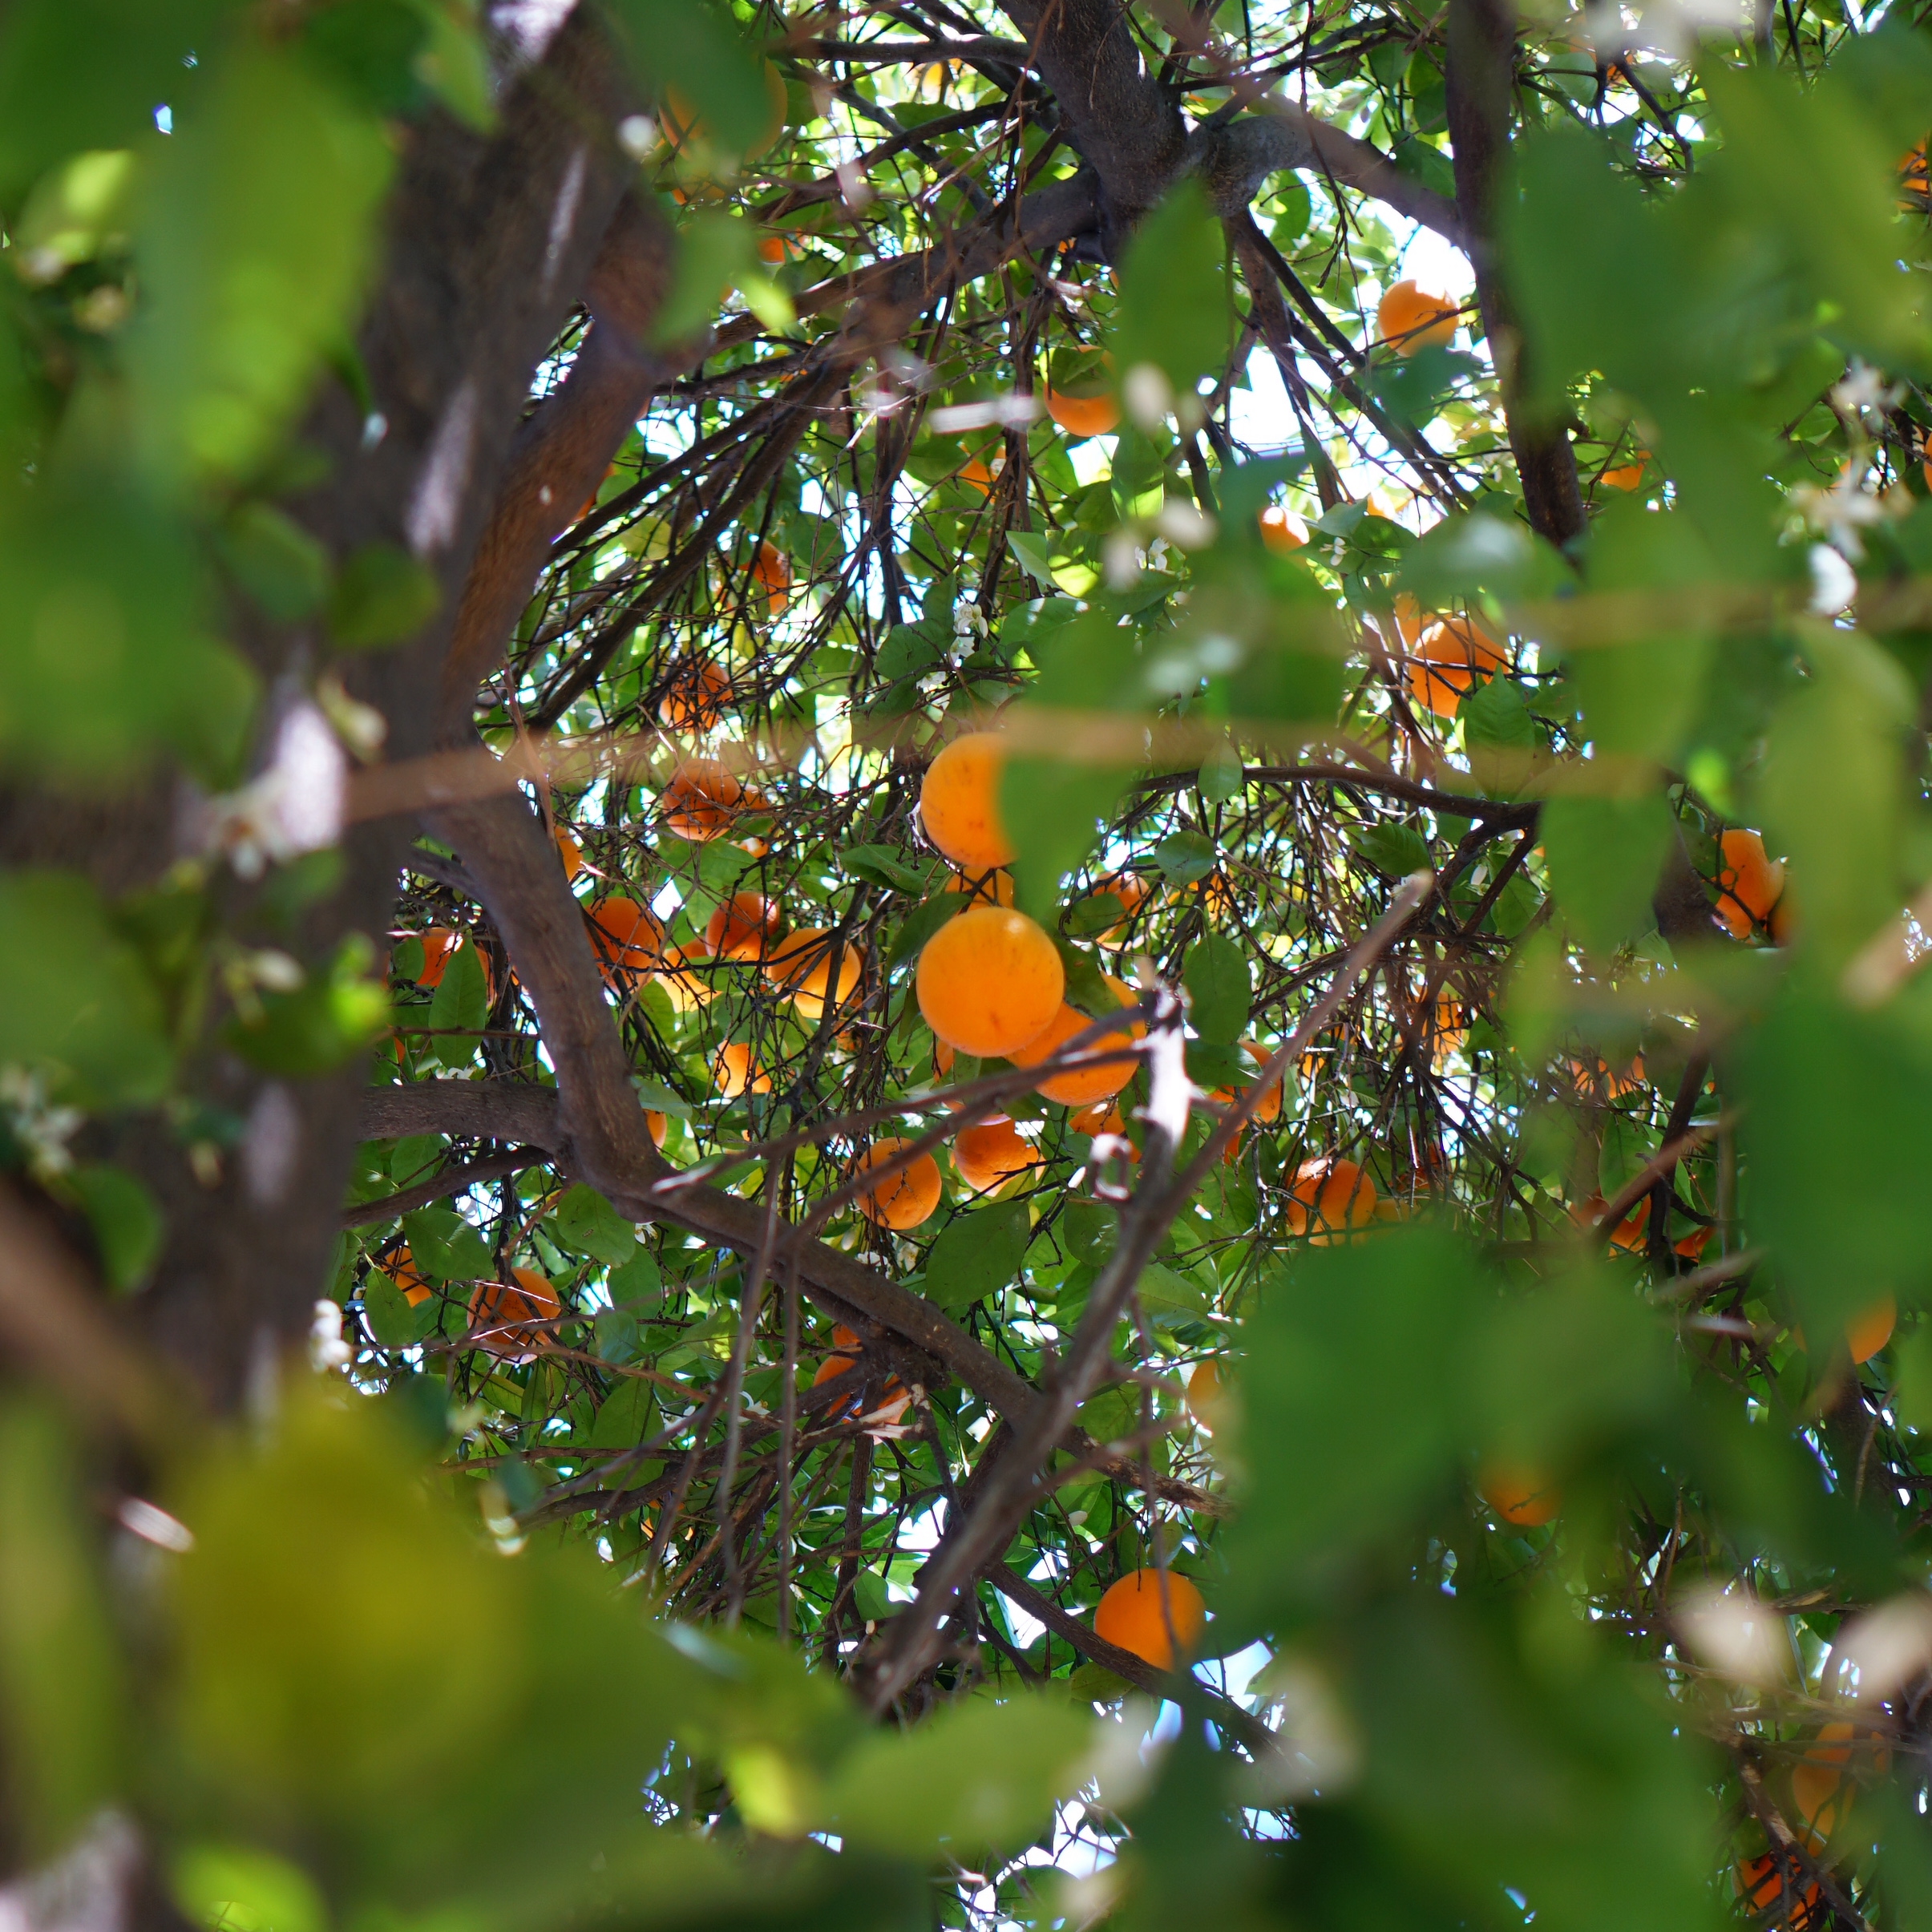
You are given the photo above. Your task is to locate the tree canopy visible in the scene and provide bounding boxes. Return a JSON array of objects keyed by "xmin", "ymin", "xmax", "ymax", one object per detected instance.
[{"xmin": 4, "ymin": 2, "xmax": 1932, "ymax": 1930}]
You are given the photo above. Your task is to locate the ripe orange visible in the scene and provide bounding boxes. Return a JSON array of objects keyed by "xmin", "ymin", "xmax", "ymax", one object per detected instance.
[
  {"xmin": 1600, "ymin": 447, "xmax": 1651, "ymax": 491},
  {"xmin": 1714, "ymin": 829, "xmax": 1785, "ymax": 940},
  {"xmin": 553, "ymin": 826, "xmax": 585, "ymax": 880},
  {"xmin": 704, "ymin": 891, "xmax": 784, "ymax": 963},
  {"xmin": 952, "ymin": 1117, "xmax": 1039, "ymax": 1194},
  {"xmin": 917, "ymin": 905, "xmax": 1065, "ymax": 1057},
  {"xmin": 656, "ymin": 944, "xmax": 712, "ymax": 1012},
  {"xmin": 1008, "ymin": 980, "xmax": 1142, "ymax": 1106},
  {"xmin": 645, "ymin": 1109, "xmax": 669, "ymax": 1148},
  {"xmin": 757, "ymin": 231, "xmax": 803, "ymax": 264},
  {"xmin": 1792, "ymin": 1722, "xmax": 1862, "ymax": 1845},
  {"xmin": 657, "ymin": 657, "xmax": 733, "ymax": 733},
  {"xmin": 1069, "ymin": 1099, "xmax": 1129, "ymax": 1138},
  {"xmin": 1044, "ymin": 387, "xmax": 1120, "ymax": 438},
  {"xmin": 751, "ymin": 540, "xmax": 792, "ymax": 612},
  {"xmin": 467, "ymin": 1267, "xmax": 561, "ymax": 1360},
  {"xmin": 942, "ymin": 867, "xmax": 1017, "ymax": 907},
  {"xmin": 1736, "ymin": 1854, "xmax": 1823, "ymax": 1930},
  {"xmin": 588, "ymin": 896, "xmax": 663, "ymax": 984},
  {"xmin": 1287, "ymin": 1156, "xmax": 1376, "ymax": 1242},
  {"xmin": 958, "ymin": 450, "xmax": 1004, "ymax": 497},
  {"xmin": 1235, "ymin": 1039, "xmax": 1283, "ymax": 1122},
  {"xmin": 920, "ymin": 733, "xmax": 1016, "ymax": 871},
  {"xmin": 1186, "ymin": 1358, "xmax": 1229, "ymax": 1429},
  {"xmin": 714, "ymin": 1041, "xmax": 771, "ymax": 1099},
  {"xmin": 377, "ymin": 1245, "xmax": 433, "ymax": 1308},
  {"xmin": 1093, "ymin": 1567, "xmax": 1206, "ymax": 1670},
  {"xmin": 813, "ymin": 1349, "xmax": 911, "ymax": 1425},
  {"xmin": 1899, "ymin": 137, "xmax": 1929, "ymax": 208},
  {"xmin": 1478, "ymin": 1460, "xmax": 1561, "ymax": 1528},
  {"xmin": 414, "ymin": 928, "xmax": 462, "ymax": 988},
  {"xmin": 661, "ymin": 758, "xmax": 744, "ymax": 843},
  {"xmin": 1848, "ymin": 1294, "xmax": 1896, "ymax": 1364},
  {"xmin": 765, "ymin": 926, "xmax": 866, "ymax": 1019},
  {"xmin": 1408, "ymin": 613, "xmax": 1506, "ymax": 717},
  {"xmin": 855, "ymin": 1137, "xmax": 943, "ymax": 1230},
  {"xmin": 1566, "ymin": 1053, "xmax": 1646, "ymax": 1101},
  {"xmin": 1376, "ymin": 279, "xmax": 1459, "ymax": 354},
  {"xmin": 1259, "ymin": 504, "xmax": 1308, "ymax": 552}
]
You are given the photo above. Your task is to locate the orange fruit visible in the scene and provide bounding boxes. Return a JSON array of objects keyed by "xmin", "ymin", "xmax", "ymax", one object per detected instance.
[
  {"xmin": 942, "ymin": 867, "xmax": 1016, "ymax": 907},
  {"xmin": 1714, "ymin": 829, "xmax": 1785, "ymax": 940},
  {"xmin": 1900, "ymin": 137, "xmax": 1929, "ymax": 208},
  {"xmin": 958, "ymin": 450, "xmax": 1004, "ymax": 497},
  {"xmin": 952, "ymin": 1117, "xmax": 1039, "ymax": 1194},
  {"xmin": 1093, "ymin": 1567, "xmax": 1206, "ymax": 1670},
  {"xmin": 1186, "ymin": 1359, "xmax": 1228, "ymax": 1429},
  {"xmin": 657, "ymin": 657, "xmax": 733, "ymax": 733},
  {"xmin": 661, "ymin": 757, "xmax": 744, "ymax": 843},
  {"xmin": 1848, "ymin": 1294, "xmax": 1896, "ymax": 1364},
  {"xmin": 1792, "ymin": 1722, "xmax": 1861, "ymax": 1845},
  {"xmin": 1259, "ymin": 504, "xmax": 1308, "ymax": 552},
  {"xmin": 1600, "ymin": 448, "xmax": 1650, "ymax": 491},
  {"xmin": 813, "ymin": 1350, "xmax": 911, "ymax": 1425},
  {"xmin": 855, "ymin": 1137, "xmax": 943, "ymax": 1231},
  {"xmin": 757, "ymin": 232, "xmax": 803, "ymax": 264},
  {"xmin": 917, "ymin": 905, "xmax": 1065, "ymax": 1057},
  {"xmin": 588, "ymin": 896, "xmax": 663, "ymax": 984},
  {"xmin": 1566, "ymin": 1053, "xmax": 1646, "ymax": 1100},
  {"xmin": 1478, "ymin": 1460, "xmax": 1561, "ymax": 1528},
  {"xmin": 1408, "ymin": 613, "xmax": 1507, "ymax": 718},
  {"xmin": 1044, "ymin": 387, "xmax": 1120, "ymax": 438},
  {"xmin": 554, "ymin": 826, "xmax": 585, "ymax": 880},
  {"xmin": 1069, "ymin": 1099, "xmax": 1128, "ymax": 1138},
  {"xmin": 1008, "ymin": 980, "xmax": 1142, "ymax": 1106},
  {"xmin": 467, "ymin": 1267, "xmax": 561, "ymax": 1360},
  {"xmin": 751, "ymin": 539, "xmax": 792, "ymax": 612},
  {"xmin": 765, "ymin": 926, "xmax": 866, "ymax": 1020},
  {"xmin": 1236, "ymin": 1039, "xmax": 1283, "ymax": 1122},
  {"xmin": 713, "ymin": 1041, "xmax": 770, "ymax": 1099},
  {"xmin": 376, "ymin": 1244, "xmax": 433, "ymax": 1308},
  {"xmin": 920, "ymin": 733, "xmax": 1016, "ymax": 871},
  {"xmin": 645, "ymin": 1109, "xmax": 668, "ymax": 1148},
  {"xmin": 1376, "ymin": 278, "xmax": 1459, "ymax": 354},
  {"xmin": 657, "ymin": 944, "xmax": 711, "ymax": 1012},
  {"xmin": 704, "ymin": 891, "xmax": 784, "ymax": 963},
  {"xmin": 1736, "ymin": 1854, "xmax": 1823, "ymax": 1930},
  {"xmin": 413, "ymin": 928, "xmax": 462, "ymax": 988},
  {"xmin": 1287, "ymin": 1156, "xmax": 1376, "ymax": 1242}
]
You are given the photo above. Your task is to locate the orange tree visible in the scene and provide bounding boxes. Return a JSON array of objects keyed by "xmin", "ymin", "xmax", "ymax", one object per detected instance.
[{"xmin": 5, "ymin": 1, "xmax": 1932, "ymax": 1929}]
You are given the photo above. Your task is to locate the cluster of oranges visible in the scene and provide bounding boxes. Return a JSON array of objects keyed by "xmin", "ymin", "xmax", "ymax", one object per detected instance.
[
  {"xmin": 1378, "ymin": 592, "xmax": 1508, "ymax": 721},
  {"xmin": 373, "ymin": 1245, "xmax": 563, "ymax": 1364}
]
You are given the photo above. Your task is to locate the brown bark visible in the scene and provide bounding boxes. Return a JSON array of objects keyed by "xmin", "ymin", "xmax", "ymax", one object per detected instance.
[{"xmin": 1445, "ymin": 0, "xmax": 1586, "ymax": 551}]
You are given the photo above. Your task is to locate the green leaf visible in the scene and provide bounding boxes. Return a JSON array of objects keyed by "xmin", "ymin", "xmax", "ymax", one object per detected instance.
[
  {"xmin": 0, "ymin": 1401, "xmax": 126, "ymax": 1857},
  {"xmin": 923, "ymin": 1202, "xmax": 1029, "ymax": 1312},
  {"xmin": 215, "ymin": 502, "xmax": 330, "ymax": 623},
  {"xmin": 399, "ymin": 1206, "xmax": 491, "ymax": 1283},
  {"xmin": 1154, "ymin": 831, "xmax": 1218, "ymax": 884},
  {"xmin": 69, "ymin": 1162, "xmax": 164, "ymax": 1293},
  {"xmin": 652, "ymin": 209, "xmax": 758, "ymax": 347},
  {"xmin": 363, "ymin": 1269, "xmax": 433, "ymax": 1349},
  {"xmin": 1136, "ymin": 1262, "xmax": 1211, "ymax": 1318},
  {"xmin": 1538, "ymin": 794, "xmax": 1673, "ymax": 956},
  {"xmin": 327, "ymin": 543, "xmax": 443, "ymax": 650},
  {"xmin": 608, "ymin": 1251, "xmax": 665, "ymax": 1309},
  {"xmin": 1348, "ymin": 821, "xmax": 1433, "ymax": 881},
  {"xmin": 0, "ymin": 871, "xmax": 172, "ymax": 1105},
  {"xmin": 170, "ymin": 1845, "xmax": 327, "ymax": 1932},
  {"xmin": 1460, "ymin": 676, "xmax": 1538, "ymax": 753},
  {"xmin": 824, "ymin": 1694, "xmax": 1093, "ymax": 1858},
  {"xmin": 426, "ymin": 937, "xmax": 488, "ymax": 1070},
  {"xmin": 230, "ymin": 936, "xmax": 391, "ymax": 1077},
  {"xmin": 551, "ymin": 1183, "xmax": 637, "ymax": 1266},
  {"xmin": 875, "ymin": 622, "xmax": 948, "ymax": 682},
  {"xmin": 589, "ymin": 1375, "xmax": 659, "ymax": 1450},
  {"xmin": 1183, "ymin": 932, "xmax": 1249, "ymax": 1045},
  {"xmin": 842, "ymin": 843, "xmax": 928, "ymax": 894},
  {"xmin": 1112, "ymin": 176, "xmax": 1227, "ymax": 400},
  {"xmin": 1004, "ymin": 529, "xmax": 1060, "ymax": 588},
  {"xmin": 888, "ymin": 892, "xmax": 964, "ymax": 966},
  {"xmin": 602, "ymin": 0, "xmax": 770, "ymax": 157},
  {"xmin": 127, "ymin": 38, "xmax": 394, "ymax": 485}
]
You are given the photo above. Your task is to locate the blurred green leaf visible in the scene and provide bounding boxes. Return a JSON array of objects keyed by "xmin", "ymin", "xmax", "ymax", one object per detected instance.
[
  {"xmin": 0, "ymin": 1401, "xmax": 126, "ymax": 1855},
  {"xmin": 127, "ymin": 38, "xmax": 393, "ymax": 484},
  {"xmin": 1538, "ymin": 794, "xmax": 1673, "ymax": 956},
  {"xmin": 70, "ymin": 1161, "xmax": 164, "ymax": 1292},
  {"xmin": 1112, "ymin": 176, "xmax": 1226, "ymax": 402},
  {"xmin": 0, "ymin": 870, "xmax": 172, "ymax": 1105},
  {"xmin": 230, "ymin": 936, "xmax": 390, "ymax": 1076},
  {"xmin": 328, "ymin": 542, "xmax": 442, "ymax": 649}
]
